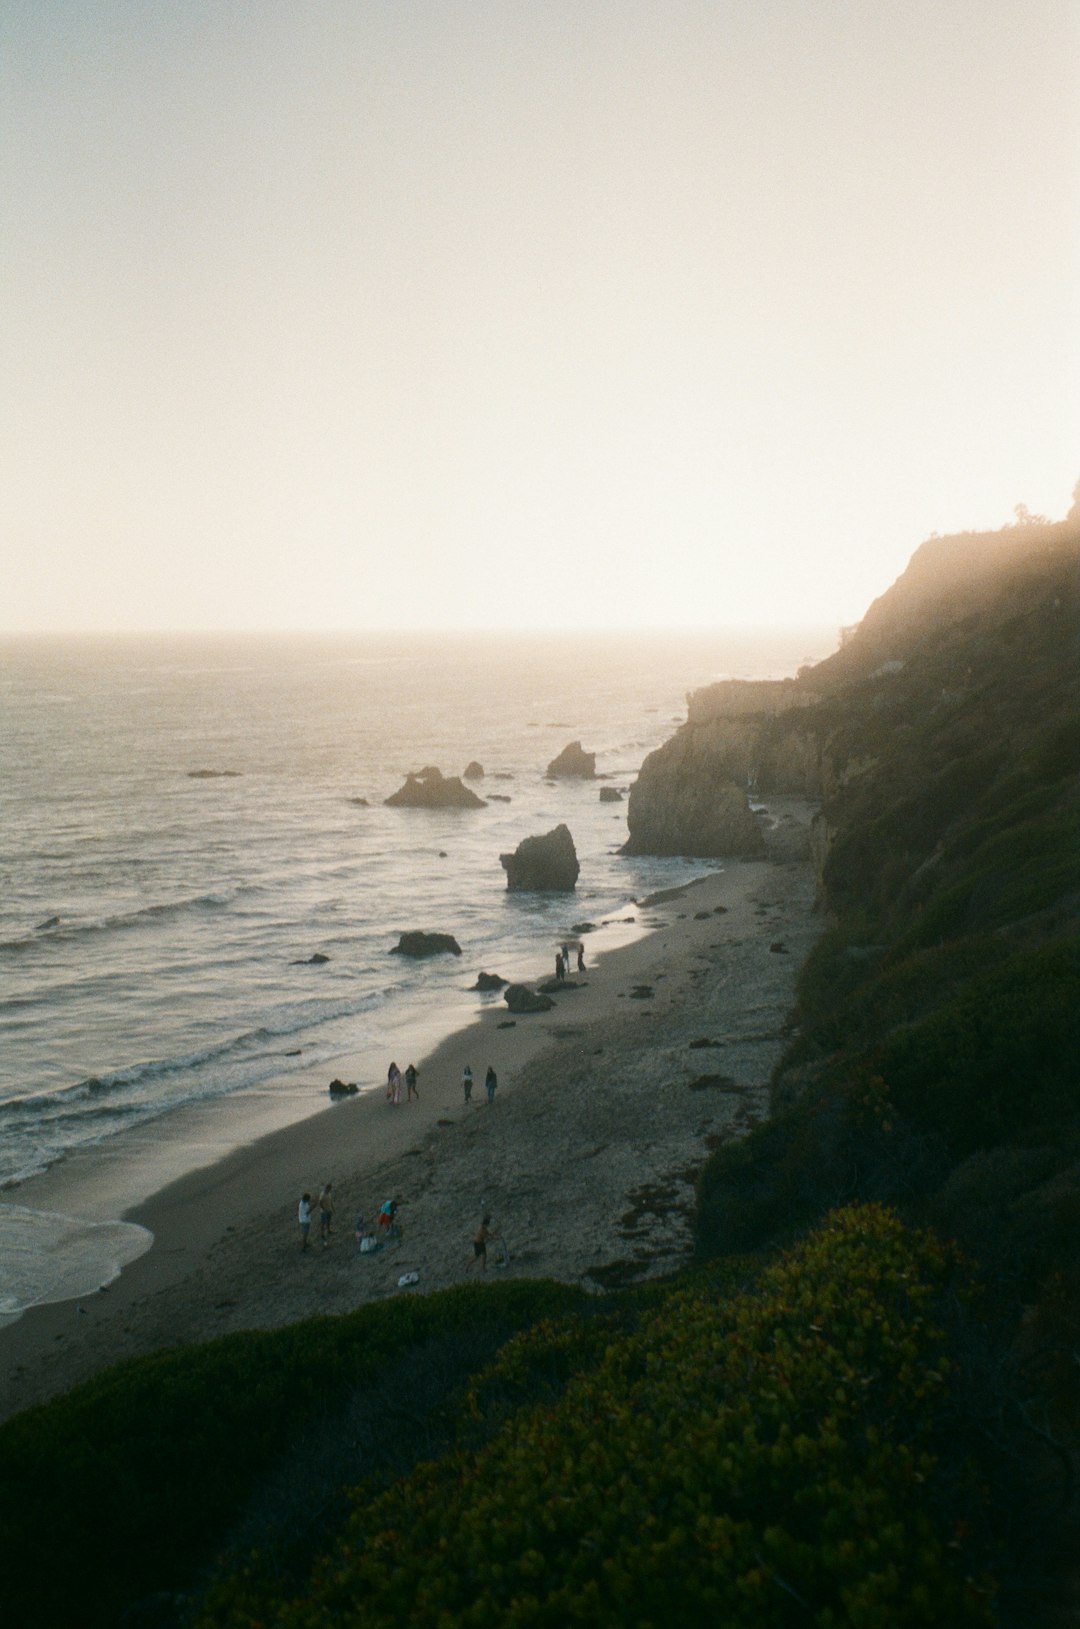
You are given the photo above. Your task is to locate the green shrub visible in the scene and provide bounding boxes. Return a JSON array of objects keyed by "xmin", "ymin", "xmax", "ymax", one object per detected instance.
[
  {"xmin": 0, "ymin": 1280, "xmax": 586, "ymax": 1629},
  {"xmin": 878, "ymin": 941, "xmax": 1080, "ymax": 1156},
  {"xmin": 202, "ymin": 1207, "xmax": 989, "ymax": 1628}
]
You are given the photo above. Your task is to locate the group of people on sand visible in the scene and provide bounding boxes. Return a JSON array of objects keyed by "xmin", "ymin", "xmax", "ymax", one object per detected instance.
[
  {"xmin": 385, "ymin": 1060, "xmax": 419, "ymax": 1104},
  {"xmin": 555, "ymin": 943, "xmax": 586, "ymax": 981},
  {"xmin": 461, "ymin": 1063, "xmax": 497, "ymax": 1104},
  {"xmin": 297, "ymin": 1182, "xmax": 403, "ymax": 1253},
  {"xmin": 297, "ymin": 1182, "xmax": 503, "ymax": 1276},
  {"xmin": 297, "ymin": 1182, "xmax": 337, "ymax": 1250}
]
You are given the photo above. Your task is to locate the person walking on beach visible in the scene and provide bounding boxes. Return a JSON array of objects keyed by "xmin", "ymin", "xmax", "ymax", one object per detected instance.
[
  {"xmin": 577, "ymin": 944, "xmax": 586, "ymax": 974},
  {"xmin": 405, "ymin": 1062, "xmax": 419, "ymax": 1101},
  {"xmin": 485, "ymin": 1064, "xmax": 498, "ymax": 1104},
  {"xmin": 298, "ymin": 1193, "xmax": 312, "ymax": 1252},
  {"xmin": 318, "ymin": 1182, "xmax": 334, "ymax": 1245},
  {"xmin": 386, "ymin": 1061, "xmax": 401, "ymax": 1102},
  {"xmin": 462, "ymin": 1064, "xmax": 473, "ymax": 1104},
  {"xmin": 467, "ymin": 1214, "xmax": 500, "ymax": 1272},
  {"xmin": 555, "ymin": 949, "xmax": 565, "ymax": 981}
]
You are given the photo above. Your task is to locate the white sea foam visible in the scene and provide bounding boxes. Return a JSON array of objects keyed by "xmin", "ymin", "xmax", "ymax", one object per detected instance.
[{"xmin": 0, "ymin": 1204, "xmax": 152, "ymax": 1325}]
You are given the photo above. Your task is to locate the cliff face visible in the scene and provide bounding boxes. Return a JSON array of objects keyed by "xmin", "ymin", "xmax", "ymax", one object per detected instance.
[
  {"xmin": 622, "ymin": 731, "xmax": 766, "ymax": 857},
  {"xmin": 625, "ymin": 514, "xmax": 1080, "ymax": 861}
]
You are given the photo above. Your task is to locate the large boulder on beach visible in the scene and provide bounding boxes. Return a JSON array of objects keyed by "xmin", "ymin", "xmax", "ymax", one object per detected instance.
[
  {"xmin": 500, "ymin": 824, "xmax": 580, "ymax": 892},
  {"xmin": 390, "ymin": 931, "xmax": 462, "ymax": 958},
  {"xmin": 623, "ymin": 738, "xmax": 765, "ymax": 859},
  {"xmin": 546, "ymin": 740, "xmax": 596, "ymax": 778},
  {"xmin": 385, "ymin": 767, "xmax": 485, "ymax": 809},
  {"xmin": 504, "ymin": 983, "xmax": 556, "ymax": 1013}
]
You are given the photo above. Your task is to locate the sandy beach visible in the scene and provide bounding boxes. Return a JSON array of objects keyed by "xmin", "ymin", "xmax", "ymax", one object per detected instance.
[{"xmin": 0, "ymin": 801, "xmax": 820, "ymax": 1422}]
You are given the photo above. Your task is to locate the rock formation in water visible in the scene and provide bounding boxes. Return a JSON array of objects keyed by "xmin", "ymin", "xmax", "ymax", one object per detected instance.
[
  {"xmin": 384, "ymin": 767, "xmax": 486, "ymax": 808},
  {"xmin": 390, "ymin": 931, "xmax": 462, "ymax": 957},
  {"xmin": 463, "ymin": 760, "xmax": 484, "ymax": 779},
  {"xmin": 546, "ymin": 740, "xmax": 596, "ymax": 778},
  {"xmin": 500, "ymin": 824, "xmax": 580, "ymax": 891}
]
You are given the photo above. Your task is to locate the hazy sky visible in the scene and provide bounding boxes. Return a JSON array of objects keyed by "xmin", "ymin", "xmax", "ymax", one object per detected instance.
[{"xmin": 3, "ymin": 1, "xmax": 1078, "ymax": 633}]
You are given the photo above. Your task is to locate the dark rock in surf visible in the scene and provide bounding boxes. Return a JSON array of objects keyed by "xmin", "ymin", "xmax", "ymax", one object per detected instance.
[
  {"xmin": 500, "ymin": 824, "xmax": 579, "ymax": 892},
  {"xmin": 599, "ymin": 786, "xmax": 623, "ymax": 802},
  {"xmin": 474, "ymin": 972, "xmax": 508, "ymax": 991},
  {"xmin": 463, "ymin": 760, "xmax": 485, "ymax": 779},
  {"xmin": 390, "ymin": 931, "xmax": 462, "ymax": 958},
  {"xmin": 188, "ymin": 769, "xmax": 241, "ymax": 779},
  {"xmin": 328, "ymin": 1078, "xmax": 359, "ymax": 1097},
  {"xmin": 504, "ymin": 983, "xmax": 556, "ymax": 1014},
  {"xmin": 291, "ymin": 952, "xmax": 331, "ymax": 965},
  {"xmin": 385, "ymin": 767, "xmax": 485, "ymax": 809},
  {"xmin": 546, "ymin": 740, "xmax": 596, "ymax": 778}
]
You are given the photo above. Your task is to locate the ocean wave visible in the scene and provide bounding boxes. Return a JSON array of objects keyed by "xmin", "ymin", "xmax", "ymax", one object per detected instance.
[
  {"xmin": 0, "ymin": 993, "xmax": 385, "ymax": 1122},
  {"xmin": 0, "ymin": 890, "xmax": 245, "ymax": 954}
]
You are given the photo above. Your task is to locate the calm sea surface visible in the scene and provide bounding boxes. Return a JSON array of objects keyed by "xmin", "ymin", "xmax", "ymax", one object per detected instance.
[{"xmin": 0, "ymin": 630, "xmax": 831, "ymax": 1317}]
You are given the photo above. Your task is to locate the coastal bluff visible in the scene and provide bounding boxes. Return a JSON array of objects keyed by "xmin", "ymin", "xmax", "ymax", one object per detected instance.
[{"xmin": 624, "ymin": 510, "xmax": 1080, "ymax": 862}]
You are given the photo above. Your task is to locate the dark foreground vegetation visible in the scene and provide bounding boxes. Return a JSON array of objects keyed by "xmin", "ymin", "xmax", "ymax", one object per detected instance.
[{"xmin": 1, "ymin": 502, "xmax": 1076, "ymax": 1626}]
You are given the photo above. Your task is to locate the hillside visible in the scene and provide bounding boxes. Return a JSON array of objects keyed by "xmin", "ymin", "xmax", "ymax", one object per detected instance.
[{"xmin": 693, "ymin": 500, "xmax": 1080, "ymax": 1615}]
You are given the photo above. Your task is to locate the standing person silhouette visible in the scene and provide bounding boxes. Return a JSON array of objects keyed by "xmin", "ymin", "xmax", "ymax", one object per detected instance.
[
  {"xmin": 485, "ymin": 1065, "xmax": 497, "ymax": 1104},
  {"xmin": 462, "ymin": 1064, "xmax": 473, "ymax": 1103},
  {"xmin": 317, "ymin": 1182, "xmax": 334, "ymax": 1246}
]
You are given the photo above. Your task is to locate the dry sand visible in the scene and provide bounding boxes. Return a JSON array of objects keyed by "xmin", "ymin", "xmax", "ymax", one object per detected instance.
[{"xmin": 0, "ymin": 803, "xmax": 821, "ymax": 1422}]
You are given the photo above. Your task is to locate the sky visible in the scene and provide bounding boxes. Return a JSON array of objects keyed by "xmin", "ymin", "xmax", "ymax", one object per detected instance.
[{"xmin": 2, "ymin": 0, "xmax": 1078, "ymax": 633}]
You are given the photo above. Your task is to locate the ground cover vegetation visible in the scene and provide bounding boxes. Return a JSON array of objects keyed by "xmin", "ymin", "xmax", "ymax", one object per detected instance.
[{"xmin": 2, "ymin": 509, "xmax": 1076, "ymax": 1627}]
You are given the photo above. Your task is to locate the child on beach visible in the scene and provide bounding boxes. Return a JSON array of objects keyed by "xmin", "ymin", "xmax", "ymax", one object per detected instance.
[{"xmin": 298, "ymin": 1193, "xmax": 312, "ymax": 1251}]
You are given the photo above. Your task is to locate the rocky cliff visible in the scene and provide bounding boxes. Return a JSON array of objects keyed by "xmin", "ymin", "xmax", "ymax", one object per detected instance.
[{"xmin": 625, "ymin": 510, "xmax": 1080, "ymax": 861}]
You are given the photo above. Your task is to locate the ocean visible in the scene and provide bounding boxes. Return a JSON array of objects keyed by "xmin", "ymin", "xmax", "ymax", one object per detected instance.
[{"xmin": 0, "ymin": 628, "xmax": 831, "ymax": 1320}]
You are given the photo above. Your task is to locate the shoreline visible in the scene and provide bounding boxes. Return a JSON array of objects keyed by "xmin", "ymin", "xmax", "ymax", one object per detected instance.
[{"xmin": 0, "ymin": 802, "xmax": 821, "ymax": 1421}]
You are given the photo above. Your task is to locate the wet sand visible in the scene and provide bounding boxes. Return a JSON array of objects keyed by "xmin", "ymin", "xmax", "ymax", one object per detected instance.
[{"xmin": 0, "ymin": 805, "xmax": 820, "ymax": 1422}]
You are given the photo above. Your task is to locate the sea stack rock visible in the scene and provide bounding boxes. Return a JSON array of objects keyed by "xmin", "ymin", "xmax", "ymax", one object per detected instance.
[
  {"xmin": 546, "ymin": 740, "xmax": 596, "ymax": 778},
  {"xmin": 599, "ymin": 786, "xmax": 623, "ymax": 802},
  {"xmin": 623, "ymin": 741, "xmax": 765, "ymax": 859},
  {"xmin": 384, "ymin": 767, "xmax": 485, "ymax": 809},
  {"xmin": 462, "ymin": 760, "xmax": 485, "ymax": 780},
  {"xmin": 500, "ymin": 824, "xmax": 580, "ymax": 892},
  {"xmin": 390, "ymin": 931, "xmax": 463, "ymax": 958}
]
